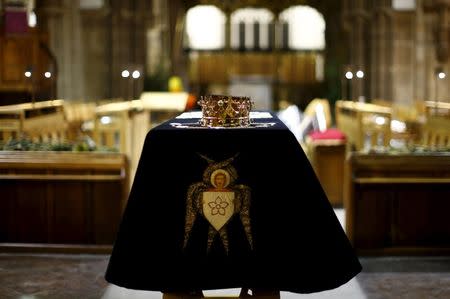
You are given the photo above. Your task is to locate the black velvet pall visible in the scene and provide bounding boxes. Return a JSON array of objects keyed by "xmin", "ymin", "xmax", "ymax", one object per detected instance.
[{"xmin": 105, "ymin": 114, "xmax": 362, "ymax": 293}]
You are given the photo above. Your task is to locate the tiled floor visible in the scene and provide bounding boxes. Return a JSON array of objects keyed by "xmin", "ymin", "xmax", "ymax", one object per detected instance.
[
  {"xmin": 1, "ymin": 209, "xmax": 449, "ymax": 299},
  {"xmin": 1, "ymin": 254, "xmax": 449, "ymax": 299}
]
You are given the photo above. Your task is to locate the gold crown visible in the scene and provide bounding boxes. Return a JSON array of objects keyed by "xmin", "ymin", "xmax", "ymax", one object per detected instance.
[{"xmin": 198, "ymin": 95, "xmax": 252, "ymax": 127}]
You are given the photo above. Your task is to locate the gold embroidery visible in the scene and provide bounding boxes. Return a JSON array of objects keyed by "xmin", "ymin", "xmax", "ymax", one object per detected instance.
[{"xmin": 183, "ymin": 154, "xmax": 253, "ymax": 253}]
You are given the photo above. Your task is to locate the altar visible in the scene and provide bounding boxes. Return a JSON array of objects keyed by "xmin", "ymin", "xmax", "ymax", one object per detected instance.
[{"xmin": 105, "ymin": 112, "xmax": 361, "ymax": 295}]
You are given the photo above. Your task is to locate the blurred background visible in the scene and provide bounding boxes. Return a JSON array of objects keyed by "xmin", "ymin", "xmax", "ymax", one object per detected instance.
[{"xmin": 0, "ymin": 0, "xmax": 450, "ymax": 298}]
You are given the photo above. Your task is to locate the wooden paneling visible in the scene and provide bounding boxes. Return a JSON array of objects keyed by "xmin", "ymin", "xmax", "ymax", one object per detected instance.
[
  {"xmin": 0, "ymin": 29, "xmax": 52, "ymax": 104},
  {"xmin": 395, "ymin": 187, "xmax": 450, "ymax": 245},
  {"xmin": 345, "ymin": 153, "xmax": 450, "ymax": 255},
  {"xmin": 0, "ymin": 151, "xmax": 128, "ymax": 252},
  {"xmin": 1, "ymin": 38, "xmax": 31, "ymax": 83},
  {"xmin": 14, "ymin": 181, "xmax": 49, "ymax": 243},
  {"xmin": 189, "ymin": 52, "xmax": 320, "ymax": 84},
  {"xmin": 92, "ymin": 181, "xmax": 124, "ymax": 244},
  {"xmin": 353, "ymin": 186, "xmax": 394, "ymax": 248},
  {"xmin": 51, "ymin": 182, "xmax": 88, "ymax": 244}
]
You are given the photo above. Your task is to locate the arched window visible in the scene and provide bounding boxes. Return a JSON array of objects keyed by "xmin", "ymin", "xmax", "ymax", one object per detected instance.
[
  {"xmin": 185, "ymin": 5, "xmax": 225, "ymax": 50},
  {"xmin": 280, "ymin": 6, "xmax": 325, "ymax": 50},
  {"xmin": 231, "ymin": 8, "xmax": 274, "ymax": 49}
]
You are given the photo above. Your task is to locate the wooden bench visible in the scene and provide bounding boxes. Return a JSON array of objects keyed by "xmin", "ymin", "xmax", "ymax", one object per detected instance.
[
  {"xmin": 0, "ymin": 151, "xmax": 128, "ymax": 253},
  {"xmin": 344, "ymin": 152, "xmax": 450, "ymax": 255},
  {"xmin": 336, "ymin": 100, "xmax": 392, "ymax": 151}
]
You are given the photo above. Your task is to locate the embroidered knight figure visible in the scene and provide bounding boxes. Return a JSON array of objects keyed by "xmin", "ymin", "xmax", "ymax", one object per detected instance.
[{"xmin": 183, "ymin": 153, "xmax": 253, "ymax": 253}]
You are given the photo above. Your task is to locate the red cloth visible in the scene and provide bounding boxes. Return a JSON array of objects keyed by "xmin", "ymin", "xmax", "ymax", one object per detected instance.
[
  {"xmin": 4, "ymin": 9, "xmax": 28, "ymax": 34},
  {"xmin": 309, "ymin": 128, "xmax": 346, "ymax": 141}
]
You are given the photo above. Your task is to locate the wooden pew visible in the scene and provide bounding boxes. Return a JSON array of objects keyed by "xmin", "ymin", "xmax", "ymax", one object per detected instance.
[
  {"xmin": 421, "ymin": 101, "xmax": 450, "ymax": 149},
  {"xmin": 94, "ymin": 93, "xmax": 188, "ymax": 183},
  {"xmin": 0, "ymin": 151, "xmax": 128, "ymax": 253},
  {"xmin": 372, "ymin": 99, "xmax": 426, "ymax": 144},
  {"xmin": 425, "ymin": 101, "xmax": 450, "ymax": 117},
  {"xmin": 307, "ymin": 139, "xmax": 346, "ymax": 206},
  {"xmin": 305, "ymin": 98, "xmax": 345, "ymax": 206},
  {"xmin": 0, "ymin": 100, "xmax": 67, "ymax": 143},
  {"xmin": 335, "ymin": 100, "xmax": 392, "ymax": 151},
  {"xmin": 344, "ymin": 152, "xmax": 450, "ymax": 255}
]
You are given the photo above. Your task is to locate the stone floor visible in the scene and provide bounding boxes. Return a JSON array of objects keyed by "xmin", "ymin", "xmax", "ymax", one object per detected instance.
[
  {"xmin": 0, "ymin": 253, "xmax": 449, "ymax": 299},
  {"xmin": 1, "ymin": 209, "xmax": 449, "ymax": 299}
]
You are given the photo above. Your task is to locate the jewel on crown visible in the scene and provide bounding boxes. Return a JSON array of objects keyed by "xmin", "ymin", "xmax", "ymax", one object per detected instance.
[{"xmin": 198, "ymin": 95, "xmax": 253, "ymax": 127}]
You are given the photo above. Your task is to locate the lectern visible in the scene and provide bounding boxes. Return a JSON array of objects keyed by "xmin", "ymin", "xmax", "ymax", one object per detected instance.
[{"xmin": 105, "ymin": 110, "xmax": 361, "ymax": 298}]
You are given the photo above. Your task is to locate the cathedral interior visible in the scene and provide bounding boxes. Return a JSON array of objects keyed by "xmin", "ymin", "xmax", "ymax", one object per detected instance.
[{"xmin": 0, "ymin": 0, "xmax": 449, "ymax": 298}]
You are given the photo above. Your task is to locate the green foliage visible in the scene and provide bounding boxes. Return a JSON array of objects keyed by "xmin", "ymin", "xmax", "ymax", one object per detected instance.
[{"xmin": 0, "ymin": 136, "xmax": 117, "ymax": 152}]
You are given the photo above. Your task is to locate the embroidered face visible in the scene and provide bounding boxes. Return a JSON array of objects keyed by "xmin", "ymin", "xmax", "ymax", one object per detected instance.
[{"xmin": 211, "ymin": 169, "xmax": 230, "ymax": 189}]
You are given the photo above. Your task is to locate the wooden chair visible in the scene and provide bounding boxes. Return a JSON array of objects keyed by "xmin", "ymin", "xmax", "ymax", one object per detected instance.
[
  {"xmin": 421, "ymin": 116, "xmax": 450, "ymax": 148},
  {"xmin": 371, "ymin": 99, "xmax": 427, "ymax": 144},
  {"xmin": 94, "ymin": 100, "xmax": 143, "ymax": 151},
  {"xmin": 0, "ymin": 100, "xmax": 67, "ymax": 143},
  {"xmin": 94, "ymin": 94, "xmax": 187, "ymax": 184},
  {"xmin": 304, "ymin": 98, "xmax": 332, "ymax": 131},
  {"xmin": 63, "ymin": 101, "xmax": 97, "ymax": 141},
  {"xmin": 0, "ymin": 110, "xmax": 23, "ymax": 142},
  {"xmin": 425, "ymin": 101, "xmax": 450, "ymax": 118},
  {"xmin": 421, "ymin": 101, "xmax": 450, "ymax": 149},
  {"xmin": 421, "ymin": 115, "xmax": 450, "ymax": 149},
  {"xmin": 304, "ymin": 99, "xmax": 345, "ymax": 206},
  {"xmin": 335, "ymin": 100, "xmax": 392, "ymax": 151}
]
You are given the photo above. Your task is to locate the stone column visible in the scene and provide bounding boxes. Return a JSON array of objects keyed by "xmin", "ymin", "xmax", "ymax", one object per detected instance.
[
  {"xmin": 109, "ymin": 0, "xmax": 150, "ymax": 99},
  {"xmin": 350, "ymin": 0, "xmax": 368, "ymax": 101},
  {"xmin": 370, "ymin": 5, "xmax": 380, "ymax": 100},
  {"xmin": 435, "ymin": 1, "xmax": 450, "ymax": 101},
  {"xmin": 110, "ymin": 0, "xmax": 130, "ymax": 98},
  {"xmin": 341, "ymin": 0, "xmax": 352, "ymax": 100},
  {"xmin": 147, "ymin": 0, "xmax": 167, "ymax": 76},
  {"xmin": 368, "ymin": 0, "xmax": 394, "ymax": 102},
  {"xmin": 385, "ymin": 4, "xmax": 395, "ymax": 102},
  {"xmin": 167, "ymin": 0, "xmax": 186, "ymax": 76},
  {"xmin": 414, "ymin": 0, "xmax": 427, "ymax": 101},
  {"xmin": 39, "ymin": 0, "xmax": 85, "ymax": 100},
  {"xmin": 423, "ymin": 0, "xmax": 450, "ymax": 101},
  {"xmin": 391, "ymin": 9, "xmax": 416, "ymax": 104}
]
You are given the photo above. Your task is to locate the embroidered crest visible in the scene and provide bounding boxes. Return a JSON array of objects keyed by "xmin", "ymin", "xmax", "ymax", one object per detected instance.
[
  {"xmin": 184, "ymin": 153, "xmax": 252, "ymax": 253},
  {"xmin": 203, "ymin": 191, "xmax": 235, "ymax": 231}
]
